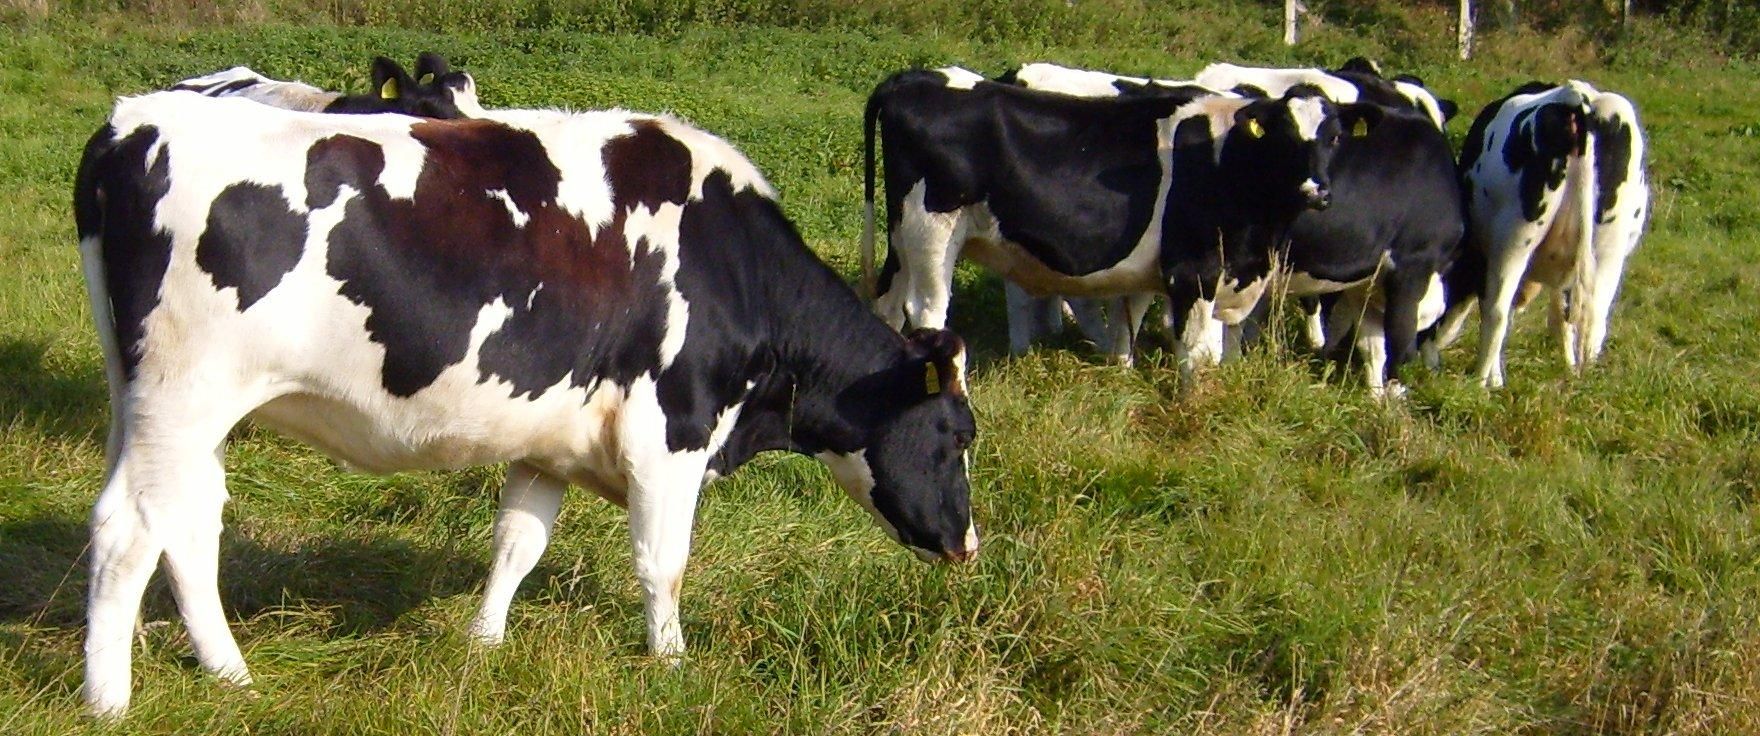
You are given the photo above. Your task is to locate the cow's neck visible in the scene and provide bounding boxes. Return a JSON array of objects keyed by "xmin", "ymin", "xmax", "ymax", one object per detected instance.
[{"xmin": 706, "ymin": 237, "xmax": 910, "ymax": 475}]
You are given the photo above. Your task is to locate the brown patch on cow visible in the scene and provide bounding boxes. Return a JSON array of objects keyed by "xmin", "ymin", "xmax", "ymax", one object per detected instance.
[
  {"xmin": 602, "ymin": 120, "xmax": 693, "ymax": 212},
  {"xmin": 322, "ymin": 117, "xmax": 673, "ymax": 398}
]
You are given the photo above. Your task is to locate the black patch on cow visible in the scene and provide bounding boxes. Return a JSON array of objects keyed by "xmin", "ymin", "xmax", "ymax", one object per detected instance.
[
  {"xmin": 1593, "ymin": 114, "xmax": 1634, "ymax": 223},
  {"xmin": 306, "ymin": 134, "xmax": 385, "ymax": 209},
  {"xmin": 1232, "ymin": 84, "xmax": 1269, "ymax": 98},
  {"xmin": 1458, "ymin": 81, "xmax": 1556, "ymax": 178},
  {"xmin": 1501, "ymin": 104, "xmax": 1579, "ymax": 222},
  {"xmin": 655, "ymin": 169, "xmax": 766, "ymax": 452},
  {"xmin": 174, "ymin": 78, "xmax": 259, "ymax": 95},
  {"xmin": 195, "ymin": 183, "xmax": 307, "ymax": 310},
  {"xmin": 76, "ymin": 124, "xmax": 176, "ymax": 381}
]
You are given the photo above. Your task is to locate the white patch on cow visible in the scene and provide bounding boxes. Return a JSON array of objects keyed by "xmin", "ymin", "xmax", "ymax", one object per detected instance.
[
  {"xmin": 818, "ymin": 450, "xmax": 923, "ymax": 556},
  {"xmin": 1016, "ymin": 62, "xmax": 1141, "ymax": 97},
  {"xmin": 1298, "ymin": 178, "xmax": 1323, "ymax": 201},
  {"xmin": 487, "ymin": 188, "xmax": 530, "ymax": 227},
  {"xmin": 526, "ymin": 283, "xmax": 543, "ymax": 311},
  {"xmin": 1288, "ymin": 96, "xmax": 1329, "ymax": 142},
  {"xmin": 1392, "ymin": 79, "xmax": 1448, "ymax": 129},
  {"xmin": 1169, "ymin": 95, "xmax": 1251, "ymax": 164},
  {"xmin": 445, "ymin": 74, "xmax": 488, "ymax": 117},
  {"xmin": 936, "ymin": 66, "xmax": 985, "ymax": 90},
  {"xmin": 1193, "ymin": 63, "xmax": 1361, "ymax": 103},
  {"xmin": 653, "ymin": 115, "xmax": 776, "ymax": 201}
]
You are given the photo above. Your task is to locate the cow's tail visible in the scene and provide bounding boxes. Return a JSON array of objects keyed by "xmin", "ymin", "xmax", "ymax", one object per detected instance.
[
  {"xmin": 1566, "ymin": 102, "xmax": 1598, "ymax": 369},
  {"xmin": 74, "ymin": 124, "xmax": 128, "ymax": 467},
  {"xmin": 860, "ymin": 88, "xmax": 882, "ymax": 304}
]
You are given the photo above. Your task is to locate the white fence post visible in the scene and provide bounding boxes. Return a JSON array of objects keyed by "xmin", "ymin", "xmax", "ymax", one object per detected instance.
[{"xmin": 1459, "ymin": 0, "xmax": 1475, "ymax": 60}]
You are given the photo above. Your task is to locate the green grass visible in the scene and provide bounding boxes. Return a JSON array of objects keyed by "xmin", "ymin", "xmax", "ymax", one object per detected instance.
[{"xmin": 3, "ymin": 8, "xmax": 1760, "ymax": 734}]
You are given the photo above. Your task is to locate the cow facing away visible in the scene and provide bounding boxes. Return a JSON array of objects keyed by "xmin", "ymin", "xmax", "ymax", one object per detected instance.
[
  {"xmin": 862, "ymin": 67, "xmax": 1367, "ymax": 383},
  {"xmin": 75, "ymin": 92, "xmax": 979, "ymax": 717},
  {"xmin": 1432, "ymin": 80, "xmax": 1649, "ymax": 387},
  {"xmin": 169, "ymin": 51, "xmax": 485, "ymax": 118}
]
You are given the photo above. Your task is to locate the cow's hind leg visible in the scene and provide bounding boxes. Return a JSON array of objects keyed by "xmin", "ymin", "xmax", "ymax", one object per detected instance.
[
  {"xmin": 468, "ymin": 462, "xmax": 567, "ymax": 645},
  {"xmin": 1583, "ymin": 246, "xmax": 1633, "ymax": 365},
  {"xmin": 87, "ymin": 402, "xmax": 248, "ymax": 716}
]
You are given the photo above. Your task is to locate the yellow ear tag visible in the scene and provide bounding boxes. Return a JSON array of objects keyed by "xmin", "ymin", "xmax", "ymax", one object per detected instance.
[
  {"xmin": 1352, "ymin": 118, "xmax": 1369, "ymax": 137},
  {"xmin": 1245, "ymin": 118, "xmax": 1264, "ymax": 139},
  {"xmin": 924, "ymin": 363, "xmax": 941, "ymax": 396},
  {"xmin": 419, "ymin": 73, "xmax": 435, "ymax": 85},
  {"xmin": 379, "ymin": 77, "xmax": 399, "ymax": 100}
]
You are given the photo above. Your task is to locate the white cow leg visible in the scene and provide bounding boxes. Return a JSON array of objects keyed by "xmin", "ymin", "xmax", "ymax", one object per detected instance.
[
  {"xmin": 1302, "ymin": 298, "xmax": 1328, "ymax": 351},
  {"xmin": 1102, "ymin": 297, "xmax": 1136, "ymax": 366},
  {"xmin": 87, "ymin": 395, "xmax": 249, "ymax": 718},
  {"xmin": 160, "ymin": 444, "xmax": 249, "ymax": 689},
  {"xmin": 84, "ymin": 453, "xmax": 157, "ymax": 718},
  {"xmin": 468, "ymin": 462, "xmax": 567, "ymax": 646},
  {"xmin": 1584, "ymin": 249, "xmax": 1632, "ymax": 364},
  {"xmin": 627, "ymin": 455, "xmax": 705, "ymax": 661},
  {"xmin": 1548, "ymin": 288, "xmax": 1580, "ymax": 372},
  {"xmin": 1476, "ymin": 260, "xmax": 1531, "ymax": 390}
]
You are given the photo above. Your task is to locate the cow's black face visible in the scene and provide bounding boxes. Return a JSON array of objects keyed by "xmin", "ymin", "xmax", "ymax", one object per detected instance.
[
  {"xmin": 1223, "ymin": 94, "xmax": 1381, "ymax": 213},
  {"xmin": 862, "ymin": 329, "xmax": 978, "ymax": 563}
]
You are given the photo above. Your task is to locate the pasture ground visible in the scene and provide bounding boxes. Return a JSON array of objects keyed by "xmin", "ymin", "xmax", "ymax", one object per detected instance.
[{"xmin": 2, "ymin": 9, "xmax": 1758, "ymax": 734}]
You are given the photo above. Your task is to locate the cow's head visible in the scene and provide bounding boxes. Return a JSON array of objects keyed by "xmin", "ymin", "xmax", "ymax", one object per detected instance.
[
  {"xmin": 1221, "ymin": 91, "xmax": 1383, "ymax": 212},
  {"xmin": 412, "ymin": 52, "xmax": 487, "ymax": 117},
  {"xmin": 368, "ymin": 54, "xmax": 480, "ymax": 119},
  {"xmin": 827, "ymin": 328, "xmax": 978, "ymax": 564}
]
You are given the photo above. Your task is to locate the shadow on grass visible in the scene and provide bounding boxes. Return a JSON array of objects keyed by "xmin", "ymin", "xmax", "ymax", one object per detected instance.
[
  {"xmin": 0, "ymin": 511, "xmax": 526, "ymax": 639},
  {"xmin": 0, "ymin": 337, "xmax": 109, "ymax": 447}
]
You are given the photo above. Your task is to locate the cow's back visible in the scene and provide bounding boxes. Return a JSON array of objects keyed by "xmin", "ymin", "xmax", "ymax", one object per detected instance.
[{"xmin": 85, "ymin": 92, "xmax": 774, "ymax": 480}]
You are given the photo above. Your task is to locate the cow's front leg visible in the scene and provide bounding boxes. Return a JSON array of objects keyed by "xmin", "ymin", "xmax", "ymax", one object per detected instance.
[
  {"xmin": 619, "ymin": 380, "xmax": 714, "ymax": 660},
  {"xmin": 469, "ymin": 462, "xmax": 567, "ymax": 645},
  {"xmin": 1164, "ymin": 279, "xmax": 1219, "ymax": 389},
  {"xmin": 628, "ymin": 455, "xmax": 705, "ymax": 660}
]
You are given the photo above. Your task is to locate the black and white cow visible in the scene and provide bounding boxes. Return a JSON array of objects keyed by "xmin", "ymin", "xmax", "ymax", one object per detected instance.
[
  {"xmin": 997, "ymin": 62, "xmax": 1459, "ymax": 393},
  {"xmin": 862, "ymin": 67, "xmax": 1367, "ymax": 382},
  {"xmin": 1432, "ymin": 80, "xmax": 1648, "ymax": 387},
  {"xmin": 990, "ymin": 63, "xmax": 1231, "ymax": 362},
  {"xmin": 169, "ymin": 52, "xmax": 485, "ymax": 118},
  {"xmin": 74, "ymin": 91, "xmax": 979, "ymax": 716}
]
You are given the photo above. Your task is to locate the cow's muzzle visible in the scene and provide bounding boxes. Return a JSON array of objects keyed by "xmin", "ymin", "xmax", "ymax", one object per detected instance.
[{"xmin": 1300, "ymin": 179, "xmax": 1331, "ymax": 210}]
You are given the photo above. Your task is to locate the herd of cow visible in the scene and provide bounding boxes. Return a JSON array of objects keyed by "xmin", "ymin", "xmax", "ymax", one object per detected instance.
[{"xmin": 69, "ymin": 50, "xmax": 1646, "ymax": 716}]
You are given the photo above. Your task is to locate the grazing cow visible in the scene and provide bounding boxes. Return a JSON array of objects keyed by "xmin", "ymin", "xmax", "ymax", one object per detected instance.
[
  {"xmin": 862, "ymin": 67, "xmax": 1367, "ymax": 382},
  {"xmin": 169, "ymin": 52, "xmax": 485, "ymax": 118},
  {"xmin": 75, "ymin": 92, "xmax": 979, "ymax": 716},
  {"xmin": 1433, "ymin": 80, "xmax": 1648, "ymax": 387},
  {"xmin": 1001, "ymin": 63, "xmax": 1460, "ymax": 394}
]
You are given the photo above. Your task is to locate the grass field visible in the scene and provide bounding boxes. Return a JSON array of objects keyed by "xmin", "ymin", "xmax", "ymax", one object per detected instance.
[{"xmin": 3, "ymin": 6, "xmax": 1759, "ymax": 733}]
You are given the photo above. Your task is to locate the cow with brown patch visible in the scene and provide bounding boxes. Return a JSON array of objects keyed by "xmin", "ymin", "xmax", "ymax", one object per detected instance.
[{"xmin": 74, "ymin": 92, "xmax": 979, "ymax": 717}]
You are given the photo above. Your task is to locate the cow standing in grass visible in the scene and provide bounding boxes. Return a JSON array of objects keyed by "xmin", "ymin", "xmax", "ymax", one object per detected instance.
[
  {"xmin": 862, "ymin": 67, "xmax": 1366, "ymax": 383},
  {"xmin": 1003, "ymin": 61, "xmax": 1462, "ymax": 394},
  {"xmin": 1433, "ymin": 80, "xmax": 1649, "ymax": 387},
  {"xmin": 75, "ymin": 91, "xmax": 979, "ymax": 716}
]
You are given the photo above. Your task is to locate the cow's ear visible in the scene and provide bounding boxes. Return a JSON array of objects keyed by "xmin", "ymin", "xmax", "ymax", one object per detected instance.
[
  {"xmin": 415, "ymin": 52, "xmax": 450, "ymax": 86},
  {"xmin": 1337, "ymin": 56, "xmax": 1383, "ymax": 76},
  {"xmin": 1437, "ymin": 97, "xmax": 1459, "ymax": 124},
  {"xmin": 371, "ymin": 56, "xmax": 411, "ymax": 100},
  {"xmin": 905, "ymin": 328, "xmax": 968, "ymax": 398},
  {"xmin": 1338, "ymin": 103, "xmax": 1385, "ymax": 138}
]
